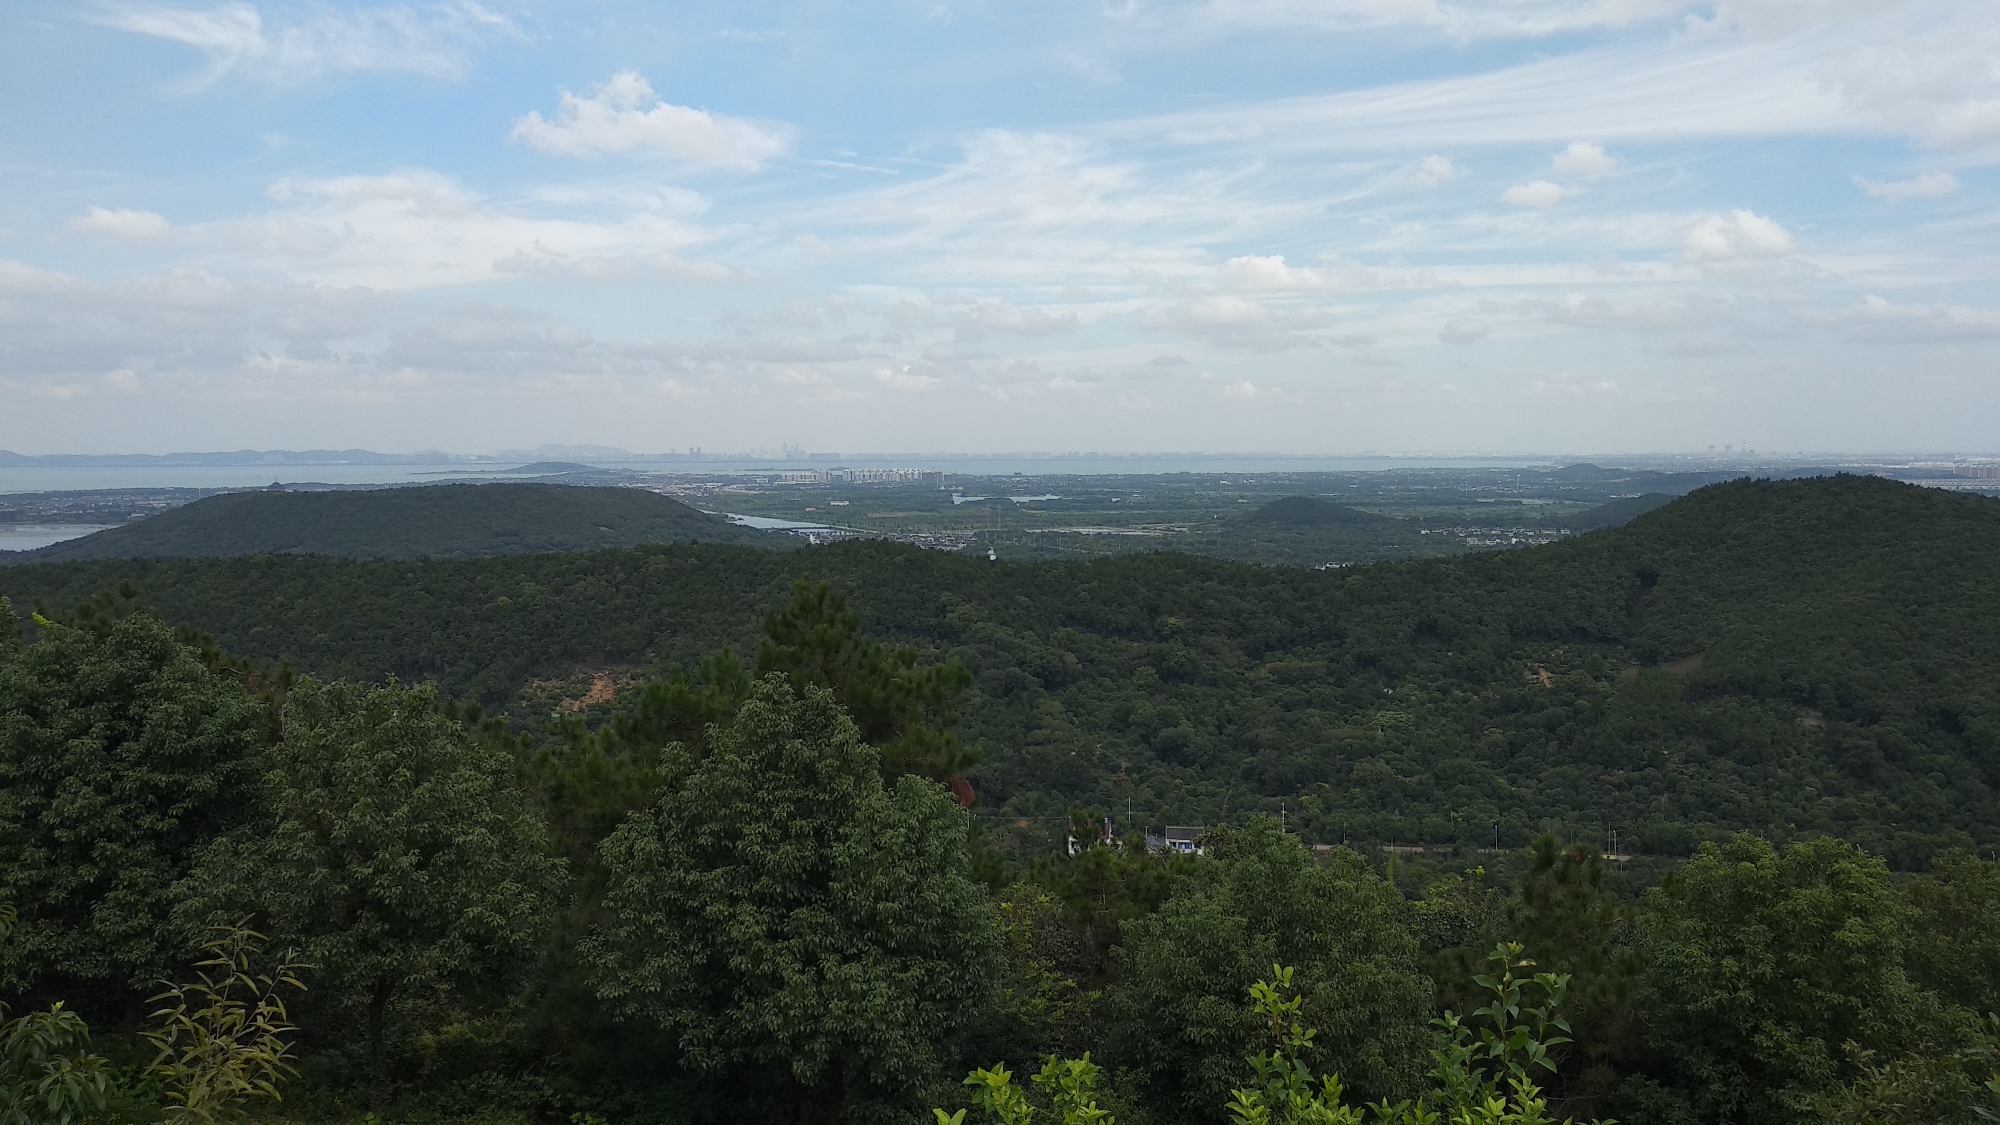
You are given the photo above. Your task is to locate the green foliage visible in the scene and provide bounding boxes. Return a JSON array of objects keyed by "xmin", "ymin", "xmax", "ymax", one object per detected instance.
[
  {"xmin": 1507, "ymin": 840, "xmax": 1641, "ymax": 1112},
  {"xmin": 964, "ymin": 1062, "xmax": 1034, "ymax": 1124},
  {"xmin": 1636, "ymin": 833, "xmax": 1975, "ymax": 1122},
  {"xmin": 144, "ymin": 920, "xmax": 306, "ymax": 1125},
  {"xmin": 1031, "ymin": 1056, "xmax": 1116, "ymax": 1125},
  {"xmin": 0, "ymin": 906, "xmax": 109, "ymax": 1125},
  {"xmin": 6, "ymin": 476, "xmax": 2000, "ymax": 1121},
  {"xmin": 533, "ymin": 647, "xmax": 752, "ymax": 873},
  {"xmin": 180, "ymin": 677, "xmax": 563, "ymax": 1093},
  {"xmin": 0, "ymin": 609, "xmax": 266, "ymax": 1001},
  {"xmin": 1803, "ymin": 1040, "xmax": 1989, "ymax": 1125},
  {"xmin": 586, "ymin": 676, "xmax": 1000, "ymax": 1117},
  {"xmin": 756, "ymin": 578, "xmax": 976, "ymax": 781},
  {"xmin": 1905, "ymin": 850, "xmax": 2000, "ymax": 1020},
  {"xmin": 1109, "ymin": 820, "xmax": 1433, "ymax": 1119},
  {"xmin": 949, "ymin": 1056, "xmax": 1116, "ymax": 1125},
  {"xmin": 9, "ymin": 475, "xmax": 2000, "ymax": 859},
  {"xmin": 1024, "ymin": 838, "xmax": 1185, "ymax": 985},
  {"xmin": 1441, "ymin": 945, "xmax": 1574, "ymax": 1097},
  {"xmin": 967, "ymin": 887, "xmax": 1097, "ymax": 1069},
  {"xmin": 964, "ymin": 954, "xmax": 1611, "ymax": 1125},
  {"xmin": 1225, "ymin": 965, "xmax": 1364, "ymax": 1125}
]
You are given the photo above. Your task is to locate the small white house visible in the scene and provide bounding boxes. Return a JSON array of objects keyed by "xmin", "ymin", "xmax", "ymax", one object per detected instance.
[{"xmin": 1145, "ymin": 825, "xmax": 1207, "ymax": 856}]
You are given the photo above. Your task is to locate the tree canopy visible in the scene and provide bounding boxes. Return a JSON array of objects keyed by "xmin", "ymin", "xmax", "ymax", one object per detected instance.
[
  {"xmin": 179, "ymin": 677, "xmax": 563, "ymax": 1094},
  {"xmin": 588, "ymin": 675, "xmax": 999, "ymax": 1123},
  {"xmin": 0, "ymin": 603, "xmax": 265, "ymax": 1007}
]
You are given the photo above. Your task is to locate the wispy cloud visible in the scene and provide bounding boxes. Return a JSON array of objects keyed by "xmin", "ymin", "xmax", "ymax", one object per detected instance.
[
  {"xmin": 1848, "ymin": 294, "xmax": 2000, "ymax": 339},
  {"xmin": 168, "ymin": 170, "xmax": 722, "ymax": 289},
  {"xmin": 1104, "ymin": 8, "xmax": 2000, "ymax": 155},
  {"xmin": 1853, "ymin": 171, "xmax": 1961, "ymax": 201},
  {"xmin": 1121, "ymin": 0, "xmax": 1920, "ymax": 44},
  {"xmin": 99, "ymin": 0, "xmax": 522, "ymax": 89},
  {"xmin": 1502, "ymin": 181, "xmax": 1573, "ymax": 208}
]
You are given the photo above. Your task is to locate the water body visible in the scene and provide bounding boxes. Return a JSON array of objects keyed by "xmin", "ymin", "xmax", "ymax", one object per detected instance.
[
  {"xmin": 0, "ymin": 456, "xmax": 1557, "ymax": 494},
  {"xmin": 0, "ymin": 525, "xmax": 119, "ymax": 552},
  {"xmin": 723, "ymin": 513, "xmax": 831, "ymax": 530},
  {"xmin": 0, "ymin": 464, "xmax": 486, "ymax": 494},
  {"xmin": 953, "ymin": 493, "xmax": 1062, "ymax": 505}
]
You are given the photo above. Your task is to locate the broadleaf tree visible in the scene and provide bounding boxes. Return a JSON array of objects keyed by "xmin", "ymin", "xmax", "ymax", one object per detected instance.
[
  {"xmin": 1636, "ymin": 833, "xmax": 1977, "ymax": 1123},
  {"xmin": 180, "ymin": 677, "xmax": 563, "ymax": 1099},
  {"xmin": 0, "ymin": 604, "xmax": 266, "ymax": 1020},
  {"xmin": 588, "ymin": 675, "xmax": 1000, "ymax": 1124},
  {"xmin": 1107, "ymin": 820, "xmax": 1433, "ymax": 1122}
]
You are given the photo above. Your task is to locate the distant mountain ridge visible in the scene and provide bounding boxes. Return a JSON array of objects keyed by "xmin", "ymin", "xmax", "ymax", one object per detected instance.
[{"xmin": 3, "ymin": 484, "xmax": 783, "ymax": 562}]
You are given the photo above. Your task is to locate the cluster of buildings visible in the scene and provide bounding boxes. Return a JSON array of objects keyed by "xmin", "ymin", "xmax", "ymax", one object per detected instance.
[
  {"xmin": 1066, "ymin": 817, "xmax": 1208, "ymax": 856},
  {"xmin": 767, "ymin": 468, "xmax": 945, "ymax": 486}
]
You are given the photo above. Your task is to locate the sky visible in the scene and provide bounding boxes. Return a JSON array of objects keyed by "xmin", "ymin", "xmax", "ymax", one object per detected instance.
[{"xmin": 1, "ymin": 0, "xmax": 1997, "ymax": 456}]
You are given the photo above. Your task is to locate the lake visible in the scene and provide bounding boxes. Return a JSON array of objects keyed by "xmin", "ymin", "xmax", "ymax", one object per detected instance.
[{"xmin": 0, "ymin": 525, "xmax": 119, "ymax": 552}]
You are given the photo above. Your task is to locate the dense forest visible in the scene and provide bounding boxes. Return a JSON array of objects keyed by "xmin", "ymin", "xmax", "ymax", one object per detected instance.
[
  {"xmin": 4, "ymin": 484, "xmax": 779, "ymax": 563},
  {"xmin": 2, "ymin": 473, "xmax": 1999, "ymax": 1125},
  {"xmin": 5, "ymin": 474, "xmax": 1997, "ymax": 862}
]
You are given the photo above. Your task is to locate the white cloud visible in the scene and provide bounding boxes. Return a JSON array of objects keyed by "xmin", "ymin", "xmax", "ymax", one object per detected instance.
[
  {"xmin": 1160, "ymin": 294, "xmax": 1267, "ymax": 327},
  {"xmin": 1848, "ymin": 294, "xmax": 2000, "ymax": 339},
  {"xmin": 875, "ymin": 366, "xmax": 943, "ymax": 391},
  {"xmin": 1219, "ymin": 254, "xmax": 1433, "ymax": 293},
  {"xmin": 1551, "ymin": 141, "xmax": 1617, "ymax": 176},
  {"xmin": 1221, "ymin": 255, "xmax": 1344, "ymax": 291},
  {"xmin": 1501, "ymin": 180, "xmax": 1572, "ymax": 207},
  {"xmin": 961, "ymin": 301, "xmax": 1077, "ymax": 336},
  {"xmin": 1853, "ymin": 171, "xmax": 1961, "ymax": 201},
  {"xmin": 1683, "ymin": 209, "xmax": 1795, "ymax": 261},
  {"xmin": 509, "ymin": 71, "xmax": 796, "ymax": 171},
  {"xmin": 72, "ymin": 207, "xmax": 172, "ymax": 241},
  {"xmin": 1410, "ymin": 154, "xmax": 1465, "ymax": 187},
  {"xmin": 213, "ymin": 170, "xmax": 716, "ymax": 289},
  {"xmin": 100, "ymin": 1, "xmax": 521, "ymax": 89},
  {"xmin": 1439, "ymin": 316, "xmax": 1490, "ymax": 343}
]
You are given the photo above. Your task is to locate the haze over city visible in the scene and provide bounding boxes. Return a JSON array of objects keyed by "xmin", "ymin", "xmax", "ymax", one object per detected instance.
[{"xmin": 3, "ymin": 0, "xmax": 1996, "ymax": 455}]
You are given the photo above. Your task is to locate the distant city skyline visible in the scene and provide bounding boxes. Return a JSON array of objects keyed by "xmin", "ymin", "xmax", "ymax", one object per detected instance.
[{"xmin": 1, "ymin": 0, "xmax": 1996, "ymax": 455}]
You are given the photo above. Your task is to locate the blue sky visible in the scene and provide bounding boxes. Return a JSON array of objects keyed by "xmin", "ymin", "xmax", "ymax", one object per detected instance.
[{"xmin": 1, "ymin": 0, "xmax": 1996, "ymax": 455}]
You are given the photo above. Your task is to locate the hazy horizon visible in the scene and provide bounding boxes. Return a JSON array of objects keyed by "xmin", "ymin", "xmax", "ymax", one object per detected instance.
[
  {"xmin": 5, "ymin": 444, "xmax": 1999, "ymax": 464},
  {"xmin": 3, "ymin": 0, "xmax": 1995, "ymax": 456}
]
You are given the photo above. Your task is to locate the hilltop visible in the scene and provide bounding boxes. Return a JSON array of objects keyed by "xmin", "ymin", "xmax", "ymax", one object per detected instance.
[
  {"xmin": 4, "ymin": 483, "xmax": 782, "ymax": 563},
  {"xmin": 6, "ymin": 474, "xmax": 1997, "ymax": 862},
  {"xmin": 1569, "ymin": 492, "xmax": 1676, "ymax": 530}
]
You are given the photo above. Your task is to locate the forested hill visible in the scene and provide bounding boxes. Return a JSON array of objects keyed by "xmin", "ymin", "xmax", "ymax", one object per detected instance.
[
  {"xmin": 1236, "ymin": 495, "xmax": 1395, "ymax": 526},
  {"xmin": 2, "ymin": 482, "xmax": 782, "ymax": 562},
  {"xmin": 5, "ymin": 473, "xmax": 1997, "ymax": 861}
]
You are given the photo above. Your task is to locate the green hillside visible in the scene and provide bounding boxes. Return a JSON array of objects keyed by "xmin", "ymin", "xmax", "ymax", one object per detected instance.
[
  {"xmin": 5, "ymin": 474, "xmax": 1995, "ymax": 861},
  {"xmin": 1570, "ymin": 492, "xmax": 1676, "ymax": 530},
  {"xmin": 1236, "ymin": 494, "xmax": 1396, "ymax": 526},
  {"xmin": 1179, "ymin": 491, "xmax": 1441, "ymax": 566},
  {"xmin": 3, "ymin": 482, "xmax": 781, "ymax": 562}
]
